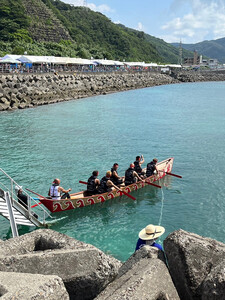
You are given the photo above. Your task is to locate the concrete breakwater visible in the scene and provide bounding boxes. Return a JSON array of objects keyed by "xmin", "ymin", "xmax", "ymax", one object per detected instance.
[
  {"xmin": 0, "ymin": 229, "xmax": 224, "ymax": 299},
  {"xmin": 171, "ymin": 69, "xmax": 225, "ymax": 82},
  {"xmin": 1, "ymin": 70, "xmax": 225, "ymax": 111},
  {"xmin": 0, "ymin": 72, "xmax": 177, "ymax": 111}
]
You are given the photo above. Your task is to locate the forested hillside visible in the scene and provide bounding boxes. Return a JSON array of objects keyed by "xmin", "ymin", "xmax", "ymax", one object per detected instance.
[{"xmin": 0, "ymin": 0, "xmax": 192, "ymax": 63}]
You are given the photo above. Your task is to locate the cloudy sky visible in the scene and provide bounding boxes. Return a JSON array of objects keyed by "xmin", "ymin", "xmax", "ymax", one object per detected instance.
[{"xmin": 63, "ymin": 0, "xmax": 225, "ymax": 44}]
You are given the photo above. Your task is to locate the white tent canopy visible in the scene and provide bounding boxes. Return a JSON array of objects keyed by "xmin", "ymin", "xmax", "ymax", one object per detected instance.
[
  {"xmin": 0, "ymin": 57, "xmax": 21, "ymax": 64},
  {"xmin": 18, "ymin": 55, "xmax": 55, "ymax": 64},
  {"xmin": 94, "ymin": 59, "xmax": 124, "ymax": 66},
  {"xmin": 124, "ymin": 62, "xmax": 145, "ymax": 67},
  {"xmin": 165, "ymin": 64, "xmax": 182, "ymax": 68},
  {"xmin": 52, "ymin": 57, "xmax": 71, "ymax": 64},
  {"xmin": 144, "ymin": 63, "xmax": 158, "ymax": 67},
  {"xmin": 68, "ymin": 58, "xmax": 94, "ymax": 65},
  {"xmin": 2, "ymin": 54, "xmax": 22, "ymax": 60}
]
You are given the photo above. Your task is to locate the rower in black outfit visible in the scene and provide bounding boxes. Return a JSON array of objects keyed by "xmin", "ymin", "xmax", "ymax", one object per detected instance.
[
  {"xmin": 125, "ymin": 164, "xmax": 144, "ymax": 186},
  {"xmin": 146, "ymin": 158, "xmax": 158, "ymax": 177},
  {"xmin": 111, "ymin": 163, "xmax": 123, "ymax": 185},
  {"xmin": 134, "ymin": 155, "xmax": 145, "ymax": 177},
  {"xmin": 86, "ymin": 170, "xmax": 100, "ymax": 196}
]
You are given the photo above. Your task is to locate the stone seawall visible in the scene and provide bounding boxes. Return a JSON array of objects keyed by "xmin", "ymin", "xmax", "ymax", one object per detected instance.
[
  {"xmin": 1, "ymin": 70, "xmax": 225, "ymax": 111},
  {"xmin": 0, "ymin": 72, "xmax": 177, "ymax": 111},
  {"xmin": 171, "ymin": 70, "xmax": 225, "ymax": 82}
]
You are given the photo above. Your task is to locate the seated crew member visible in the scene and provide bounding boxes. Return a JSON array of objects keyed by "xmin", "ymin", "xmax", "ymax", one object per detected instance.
[
  {"xmin": 146, "ymin": 158, "xmax": 158, "ymax": 177},
  {"xmin": 15, "ymin": 185, "xmax": 28, "ymax": 208},
  {"xmin": 125, "ymin": 163, "xmax": 144, "ymax": 186},
  {"xmin": 98, "ymin": 171, "xmax": 119, "ymax": 194},
  {"xmin": 15, "ymin": 186, "xmax": 38, "ymax": 218},
  {"xmin": 134, "ymin": 155, "xmax": 145, "ymax": 176},
  {"xmin": 111, "ymin": 163, "xmax": 124, "ymax": 185},
  {"xmin": 86, "ymin": 170, "xmax": 100, "ymax": 196},
  {"xmin": 48, "ymin": 178, "xmax": 72, "ymax": 199},
  {"xmin": 135, "ymin": 224, "xmax": 165, "ymax": 252}
]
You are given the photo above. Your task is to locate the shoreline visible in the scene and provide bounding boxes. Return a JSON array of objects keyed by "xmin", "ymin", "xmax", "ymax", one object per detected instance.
[{"xmin": 1, "ymin": 70, "xmax": 225, "ymax": 111}]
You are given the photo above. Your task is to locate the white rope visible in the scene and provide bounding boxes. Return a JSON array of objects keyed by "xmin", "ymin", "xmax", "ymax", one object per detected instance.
[{"xmin": 158, "ymin": 181, "xmax": 164, "ymax": 226}]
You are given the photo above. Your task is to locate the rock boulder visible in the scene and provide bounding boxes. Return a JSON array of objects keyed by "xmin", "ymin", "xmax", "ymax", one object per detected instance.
[
  {"xmin": 0, "ymin": 271, "xmax": 69, "ymax": 299},
  {"xmin": 0, "ymin": 229, "xmax": 121, "ymax": 300},
  {"xmin": 164, "ymin": 229, "xmax": 225, "ymax": 300},
  {"xmin": 95, "ymin": 245, "xmax": 180, "ymax": 300}
]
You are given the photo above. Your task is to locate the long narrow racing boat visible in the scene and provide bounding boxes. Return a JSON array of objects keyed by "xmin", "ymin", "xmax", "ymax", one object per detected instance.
[{"xmin": 33, "ymin": 157, "xmax": 174, "ymax": 213}]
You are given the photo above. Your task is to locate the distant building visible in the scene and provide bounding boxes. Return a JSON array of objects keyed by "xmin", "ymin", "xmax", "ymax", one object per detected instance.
[
  {"xmin": 183, "ymin": 50, "xmax": 200, "ymax": 66},
  {"xmin": 200, "ymin": 58, "xmax": 218, "ymax": 68}
]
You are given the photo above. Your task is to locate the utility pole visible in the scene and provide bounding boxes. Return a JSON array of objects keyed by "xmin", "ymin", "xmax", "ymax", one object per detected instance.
[
  {"xmin": 83, "ymin": 0, "xmax": 87, "ymax": 6},
  {"xmin": 178, "ymin": 39, "xmax": 183, "ymax": 65}
]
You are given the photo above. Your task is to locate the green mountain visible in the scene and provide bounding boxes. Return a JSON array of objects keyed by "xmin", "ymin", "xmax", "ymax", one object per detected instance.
[
  {"xmin": 0, "ymin": 0, "xmax": 193, "ymax": 63},
  {"xmin": 172, "ymin": 38, "xmax": 225, "ymax": 63}
]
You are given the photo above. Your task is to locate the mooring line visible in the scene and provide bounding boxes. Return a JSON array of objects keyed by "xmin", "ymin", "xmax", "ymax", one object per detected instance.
[{"xmin": 158, "ymin": 181, "xmax": 164, "ymax": 226}]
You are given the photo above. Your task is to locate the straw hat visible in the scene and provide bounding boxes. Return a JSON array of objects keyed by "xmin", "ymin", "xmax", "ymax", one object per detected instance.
[{"xmin": 139, "ymin": 224, "xmax": 165, "ymax": 240}]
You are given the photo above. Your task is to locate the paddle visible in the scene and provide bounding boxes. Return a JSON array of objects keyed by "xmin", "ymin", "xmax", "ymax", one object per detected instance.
[
  {"xmin": 79, "ymin": 180, "xmax": 136, "ymax": 201},
  {"xmin": 79, "ymin": 180, "xmax": 88, "ymax": 185},
  {"xmin": 144, "ymin": 181, "xmax": 162, "ymax": 188},
  {"xmin": 159, "ymin": 171, "xmax": 182, "ymax": 178},
  {"xmin": 31, "ymin": 202, "xmax": 42, "ymax": 208},
  {"xmin": 26, "ymin": 188, "xmax": 50, "ymax": 207},
  {"xmin": 26, "ymin": 188, "xmax": 48, "ymax": 199}
]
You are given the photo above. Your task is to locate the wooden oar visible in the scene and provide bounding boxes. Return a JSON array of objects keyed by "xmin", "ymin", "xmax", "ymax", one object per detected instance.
[
  {"xmin": 119, "ymin": 190, "xmax": 136, "ymax": 201},
  {"xmin": 26, "ymin": 188, "xmax": 48, "ymax": 199},
  {"xmin": 26, "ymin": 188, "xmax": 49, "ymax": 208},
  {"xmin": 144, "ymin": 181, "xmax": 162, "ymax": 188},
  {"xmin": 31, "ymin": 202, "xmax": 42, "ymax": 208},
  {"xmin": 79, "ymin": 180, "xmax": 88, "ymax": 185},
  {"xmin": 79, "ymin": 180, "xmax": 136, "ymax": 201},
  {"xmin": 159, "ymin": 171, "xmax": 182, "ymax": 178}
]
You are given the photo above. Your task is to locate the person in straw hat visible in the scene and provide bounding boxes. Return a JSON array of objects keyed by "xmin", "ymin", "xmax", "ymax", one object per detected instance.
[{"xmin": 135, "ymin": 224, "xmax": 165, "ymax": 251}]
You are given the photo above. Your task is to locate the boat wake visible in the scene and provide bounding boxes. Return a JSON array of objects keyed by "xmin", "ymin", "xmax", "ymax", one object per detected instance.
[{"xmin": 46, "ymin": 216, "xmax": 68, "ymax": 225}]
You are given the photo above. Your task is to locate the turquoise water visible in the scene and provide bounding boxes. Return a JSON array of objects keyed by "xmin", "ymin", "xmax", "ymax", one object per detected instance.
[{"xmin": 1, "ymin": 81, "xmax": 225, "ymax": 261}]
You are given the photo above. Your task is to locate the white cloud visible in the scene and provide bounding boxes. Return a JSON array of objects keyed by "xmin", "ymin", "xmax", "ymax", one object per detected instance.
[
  {"xmin": 63, "ymin": 0, "xmax": 83, "ymax": 5},
  {"xmin": 87, "ymin": 3, "xmax": 114, "ymax": 13},
  {"xmin": 137, "ymin": 22, "xmax": 144, "ymax": 31},
  {"xmin": 161, "ymin": 0, "xmax": 225, "ymax": 43},
  {"xmin": 63, "ymin": 0, "xmax": 114, "ymax": 14}
]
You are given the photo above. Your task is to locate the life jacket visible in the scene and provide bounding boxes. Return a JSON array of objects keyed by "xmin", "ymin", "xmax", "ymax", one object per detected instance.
[
  {"xmin": 98, "ymin": 176, "xmax": 110, "ymax": 193},
  {"xmin": 134, "ymin": 160, "xmax": 142, "ymax": 174},
  {"xmin": 146, "ymin": 161, "xmax": 156, "ymax": 177},
  {"xmin": 50, "ymin": 184, "xmax": 60, "ymax": 199},
  {"xmin": 87, "ymin": 175, "xmax": 97, "ymax": 192},
  {"xmin": 125, "ymin": 168, "xmax": 135, "ymax": 185},
  {"xmin": 111, "ymin": 168, "xmax": 119, "ymax": 184}
]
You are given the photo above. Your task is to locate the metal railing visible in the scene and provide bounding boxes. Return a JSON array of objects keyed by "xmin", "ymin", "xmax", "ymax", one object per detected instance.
[{"xmin": 0, "ymin": 168, "xmax": 53, "ymax": 225}]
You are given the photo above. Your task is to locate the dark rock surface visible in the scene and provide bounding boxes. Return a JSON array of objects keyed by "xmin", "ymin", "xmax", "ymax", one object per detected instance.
[
  {"xmin": 0, "ymin": 229, "xmax": 121, "ymax": 300},
  {"xmin": 95, "ymin": 245, "xmax": 180, "ymax": 300},
  {"xmin": 0, "ymin": 271, "xmax": 69, "ymax": 299},
  {"xmin": 164, "ymin": 229, "xmax": 225, "ymax": 300},
  {"xmin": 201, "ymin": 260, "xmax": 225, "ymax": 300}
]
